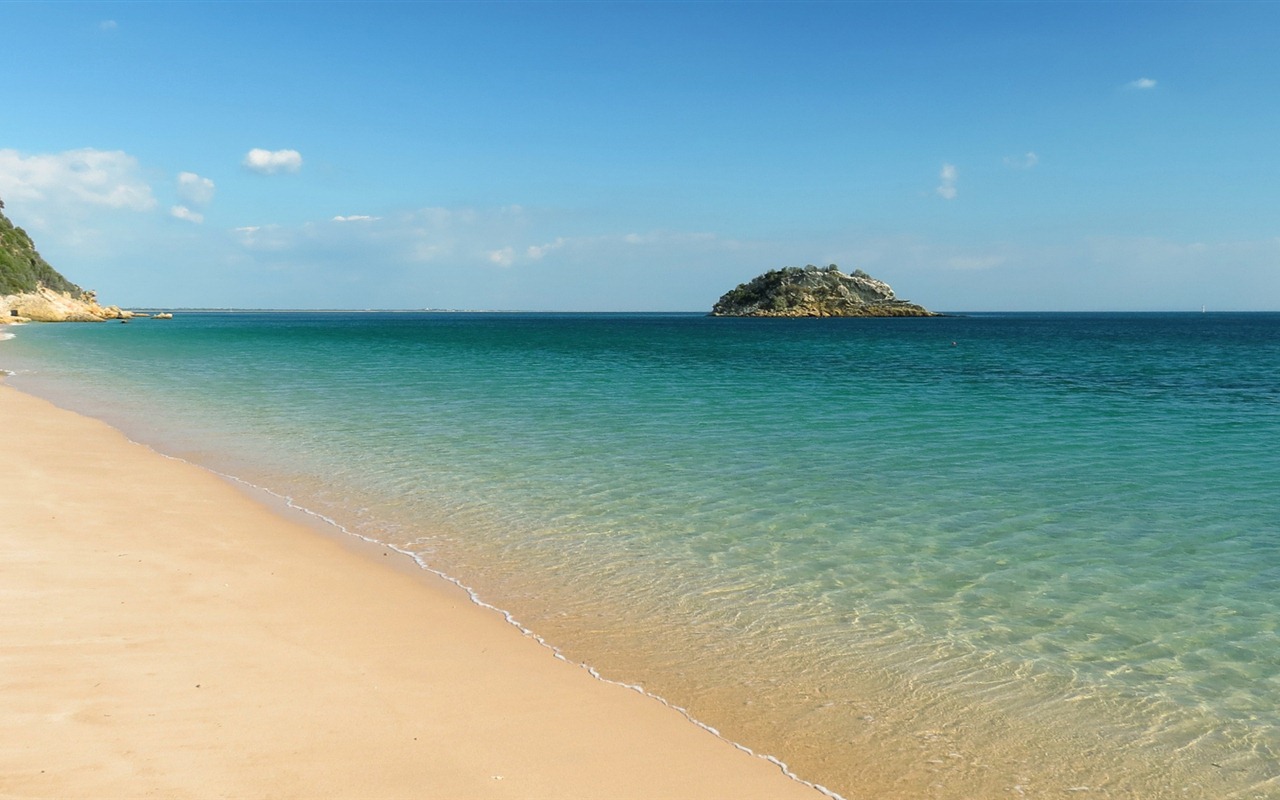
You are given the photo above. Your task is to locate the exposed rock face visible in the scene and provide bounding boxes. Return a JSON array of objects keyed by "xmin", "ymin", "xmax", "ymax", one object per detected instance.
[
  {"xmin": 2, "ymin": 286, "xmax": 135, "ymax": 323},
  {"xmin": 711, "ymin": 264, "xmax": 936, "ymax": 317},
  {"xmin": 0, "ymin": 196, "xmax": 135, "ymax": 324}
]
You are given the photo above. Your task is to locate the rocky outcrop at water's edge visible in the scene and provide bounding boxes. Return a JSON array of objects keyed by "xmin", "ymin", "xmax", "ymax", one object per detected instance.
[
  {"xmin": 2, "ymin": 286, "xmax": 137, "ymax": 324},
  {"xmin": 1, "ymin": 196, "xmax": 141, "ymax": 324}
]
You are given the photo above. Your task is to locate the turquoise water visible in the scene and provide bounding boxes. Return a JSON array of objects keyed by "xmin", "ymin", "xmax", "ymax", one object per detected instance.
[{"xmin": 4, "ymin": 312, "xmax": 1278, "ymax": 798}]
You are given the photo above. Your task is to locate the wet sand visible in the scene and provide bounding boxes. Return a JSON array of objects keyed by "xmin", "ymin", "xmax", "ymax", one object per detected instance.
[{"xmin": 0, "ymin": 384, "xmax": 824, "ymax": 799}]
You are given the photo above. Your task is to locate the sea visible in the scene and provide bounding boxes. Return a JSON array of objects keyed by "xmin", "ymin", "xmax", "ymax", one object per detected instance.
[{"xmin": 3, "ymin": 311, "xmax": 1278, "ymax": 799}]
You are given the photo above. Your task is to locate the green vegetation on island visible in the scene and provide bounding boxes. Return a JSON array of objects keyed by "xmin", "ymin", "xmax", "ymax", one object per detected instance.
[{"xmin": 711, "ymin": 264, "xmax": 936, "ymax": 317}]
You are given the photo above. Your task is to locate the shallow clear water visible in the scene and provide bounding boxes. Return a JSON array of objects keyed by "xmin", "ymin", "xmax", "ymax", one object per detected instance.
[{"xmin": 4, "ymin": 312, "xmax": 1279, "ymax": 798}]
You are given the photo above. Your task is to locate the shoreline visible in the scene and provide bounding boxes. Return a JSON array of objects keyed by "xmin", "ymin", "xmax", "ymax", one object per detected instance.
[
  {"xmin": 6, "ymin": 312, "xmax": 1269, "ymax": 800},
  {"xmin": 0, "ymin": 383, "xmax": 825, "ymax": 799}
]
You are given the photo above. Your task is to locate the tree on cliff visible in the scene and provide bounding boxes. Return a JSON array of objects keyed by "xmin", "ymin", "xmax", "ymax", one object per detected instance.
[{"xmin": 0, "ymin": 196, "xmax": 85, "ymax": 296}]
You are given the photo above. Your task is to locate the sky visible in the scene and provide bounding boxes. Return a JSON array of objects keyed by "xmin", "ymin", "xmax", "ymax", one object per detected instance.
[{"xmin": 2, "ymin": 1, "xmax": 1278, "ymax": 312}]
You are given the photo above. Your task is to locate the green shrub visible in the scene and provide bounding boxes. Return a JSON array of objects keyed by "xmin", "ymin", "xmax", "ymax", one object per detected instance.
[{"xmin": 0, "ymin": 198, "xmax": 83, "ymax": 296}]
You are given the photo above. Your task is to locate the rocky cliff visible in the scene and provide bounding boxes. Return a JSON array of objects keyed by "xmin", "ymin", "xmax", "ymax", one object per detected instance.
[
  {"xmin": 0, "ymin": 197, "xmax": 133, "ymax": 323},
  {"xmin": 710, "ymin": 264, "xmax": 936, "ymax": 317},
  {"xmin": 3, "ymin": 285, "xmax": 135, "ymax": 323}
]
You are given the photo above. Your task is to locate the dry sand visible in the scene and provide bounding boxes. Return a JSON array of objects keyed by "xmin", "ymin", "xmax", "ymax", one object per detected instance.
[{"xmin": 0, "ymin": 384, "xmax": 825, "ymax": 799}]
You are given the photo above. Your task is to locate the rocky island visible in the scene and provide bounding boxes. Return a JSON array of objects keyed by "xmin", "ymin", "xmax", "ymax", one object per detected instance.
[
  {"xmin": 711, "ymin": 264, "xmax": 937, "ymax": 317},
  {"xmin": 1, "ymin": 197, "xmax": 139, "ymax": 323}
]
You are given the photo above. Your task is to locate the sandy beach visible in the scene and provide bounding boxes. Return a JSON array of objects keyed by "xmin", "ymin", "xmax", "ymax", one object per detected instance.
[{"xmin": 0, "ymin": 383, "xmax": 823, "ymax": 799}]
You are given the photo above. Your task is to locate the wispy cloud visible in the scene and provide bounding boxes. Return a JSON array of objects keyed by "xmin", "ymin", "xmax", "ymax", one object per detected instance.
[
  {"xmin": 243, "ymin": 148, "xmax": 303, "ymax": 175},
  {"xmin": 526, "ymin": 237, "xmax": 568, "ymax": 260},
  {"xmin": 170, "ymin": 205, "xmax": 204, "ymax": 224},
  {"xmin": 176, "ymin": 171, "xmax": 215, "ymax": 207},
  {"xmin": 518, "ymin": 231, "xmax": 725, "ymax": 264},
  {"xmin": 1126, "ymin": 77, "xmax": 1157, "ymax": 90},
  {"xmin": 936, "ymin": 163, "xmax": 958, "ymax": 200},
  {"xmin": 1004, "ymin": 152, "xmax": 1039, "ymax": 170},
  {"xmin": 233, "ymin": 223, "xmax": 295, "ymax": 252},
  {"xmin": 230, "ymin": 205, "xmax": 742, "ymax": 277},
  {"xmin": 99, "ymin": 20, "xmax": 118, "ymax": 32},
  {"xmin": 487, "ymin": 246, "xmax": 516, "ymax": 266}
]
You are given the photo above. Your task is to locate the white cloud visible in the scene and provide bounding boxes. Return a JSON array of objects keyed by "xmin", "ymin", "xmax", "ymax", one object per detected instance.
[
  {"xmin": 1004, "ymin": 152, "xmax": 1039, "ymax": 170},
  {"xmin": 234, "ymin": 206, "xmax": 520, "ymax": 266},
  {"xmin": 1127, "ymin": 77, "xmax": 1157, "ymax": 90},
  {"xmin": 243, "ymin": 148, "xmax": 303, "ymax": 174},
  {"xmin": 177, "ymin": 171, "xmax": 215, "ymax": 206},
  {"xmin": 210, "ymin": 210, "xmax": 749, "ymax": 310},
  {"xmin": 936, "ymin": 163, "xmax": 958, "ymax": 200},
  {"xmin": 0, "ymin": 148, "xmax": 156, "ymax": 212},
  {"xmin": 526, "ymin": 237, "xmax": 568, "ymax": 259},
  {"xmin": 170, "ymin": 205, "xmax": 204, "ymax": 224},
  {"xmin": 100, "ymin": 20, "xmax": 118, "ymax": 31},
  {"xmin": 523, "ymin": 231, "xmax": 724, "ymax": 263},
  {"xmin": 487, "ymin": 246, "xmax": 516, "ymax": 266},
  {"xmin": 233, "ymin": 224, "xmax": 295, "ymax": 252},
  {"xmin": 399, "ymin": 206, "xmax": 517, "ymax": 264}
]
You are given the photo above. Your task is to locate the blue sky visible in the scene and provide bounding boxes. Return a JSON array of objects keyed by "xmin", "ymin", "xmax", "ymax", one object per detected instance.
[{"xmin": 2, "ymin": 1, "xmax": 1278, "ymax": 311}]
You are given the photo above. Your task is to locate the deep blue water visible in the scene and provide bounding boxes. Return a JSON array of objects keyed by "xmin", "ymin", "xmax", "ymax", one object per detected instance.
[{"xmin": 4, "ymin": 312, "xmax": 1278, "ymax": 798}]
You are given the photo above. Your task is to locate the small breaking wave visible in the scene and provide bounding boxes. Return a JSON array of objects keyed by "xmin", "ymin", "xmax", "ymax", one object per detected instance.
[{"xmin": 140, "ymin": 445, "xmax": 848, "ymax": 800}]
